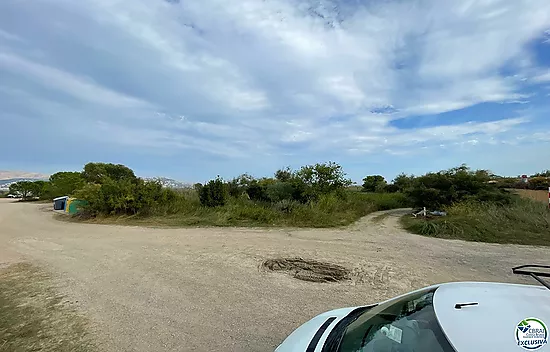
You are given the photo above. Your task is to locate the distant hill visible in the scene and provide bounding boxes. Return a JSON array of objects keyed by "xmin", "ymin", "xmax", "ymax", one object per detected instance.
[
  {"xmin": 0, "ymin": 170, "xmax": 49, "ymax": 180},
  {"xmin": 0, "ymin": 170, "xmax": 190, "ymax": 191},
  {"xmin": 143, "ymin": 177, "xmax": 192, "ymax": 189}
]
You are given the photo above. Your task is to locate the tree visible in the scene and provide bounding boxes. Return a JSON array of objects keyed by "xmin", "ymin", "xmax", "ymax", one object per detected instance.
[
  {"xmin": 405, "ymin": 165, "xmax": 511, "ymax": 209},
  {"xmin": 294, "ymin": 162, "xmax": 352, "ymax": 199},
  {"xmin": 81, "ymin": 162, "xmax": 137, "ymax": 184},
  {"xmin": 9, "ymin": 181, "xmax": 45, "ymax": 199},
  {"xmin": 43, "ymin": 171, "xmax": 85, "ymax": 199},
  {"xmin": 74, "ymin": 178, "xmax": 177, "ymax": 216},
  {"xmin": 392, "ymin": 173, "xmax": 415, "ymax": 192},
  {"xmin": 362, "ymin": 175, "xmax": 387, "ymax": 192},
  {"xmin": 275, "ymin": 167, "xmax": 292, "ymax": 182},
  {"xmin": 227, "ymin": 174, "xmax": 256, "ymax": 198},
  {"xmin": 199, "ymin": 177, "xmax": 228, "ymax": 207}
]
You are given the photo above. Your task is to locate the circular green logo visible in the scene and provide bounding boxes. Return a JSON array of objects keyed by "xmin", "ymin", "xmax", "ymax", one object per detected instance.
[{"xmin": 516, "ymin": 318, "xmax": 548, "ymax": 350}]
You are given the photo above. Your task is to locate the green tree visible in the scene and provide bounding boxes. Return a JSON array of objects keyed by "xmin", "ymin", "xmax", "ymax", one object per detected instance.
[
  {"xmin": 9, "ymin": 181, "xmax": 45, "ymax": 199},
  {"xmin": 199, "ymin": 177, "xmax": 228, "ymax": 207},
  {"xmin": 391, "ymin": 173, "xmax": 415, "ymax": 192},
  {"xmin": 75, "ymin": 179, "xmax": 176, "ymax": 216},
  {"xmin": 362, "ymin": 175, "xmax": 387, "ymax": 192},
  {"xmin": 43, "ymin": 172, "xmax": 85, "ymax": 199},
  {"xmin": 406, "ymin": 165, "xmax": 511, "ymax": 209},
  {"xmin": 227, "ymin": 174, "xmax": 256, "ymax": 198},
  {"xmin": 294, "ymin": 162, "xmax": 352, "ymax": 200},
  {"xmin": 81, "ymin": 163, "xmax": 137, "ymax": 184},
  {"xmin": 265, "ymin": 182, "xmax": 295, "ymax": 202},
  {"xmin": 274, "ymin": 167, "xmax": 292, "ymax": 182}
]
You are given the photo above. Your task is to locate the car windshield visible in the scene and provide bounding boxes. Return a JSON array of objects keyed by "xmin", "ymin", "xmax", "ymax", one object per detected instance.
[{"xmin": 337, "ymin": 287, "xmax": 455, "ymax": 352}]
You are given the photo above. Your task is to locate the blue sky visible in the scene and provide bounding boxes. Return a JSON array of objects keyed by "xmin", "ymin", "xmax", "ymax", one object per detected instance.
[{"xmin": 1, "ymin": 0, "xmax": 550, "ymax": 183}]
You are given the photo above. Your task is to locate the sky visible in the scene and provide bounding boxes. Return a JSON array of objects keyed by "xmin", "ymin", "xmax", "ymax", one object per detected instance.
[{"xmin": 1, "ymin": 0, "xmax": 550, "ymax": 183}]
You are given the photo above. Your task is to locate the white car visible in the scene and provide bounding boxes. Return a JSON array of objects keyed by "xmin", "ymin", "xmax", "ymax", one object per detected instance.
[{"xmin": 275, "ymin": 265, "xmax": 550, "ymax": 352}]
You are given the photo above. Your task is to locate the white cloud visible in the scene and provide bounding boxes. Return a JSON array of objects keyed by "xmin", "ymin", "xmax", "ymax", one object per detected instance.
[
  {"xmin": 0, "ymin": 52, "xmax": 152, "ymax": 108},
  {"xmin": 0, "ymin": 0, "xmax": 549, "ymax": 176},
  {"xmin": 533, "ymin": 70, "xmax": 550, "ymax": 82}
]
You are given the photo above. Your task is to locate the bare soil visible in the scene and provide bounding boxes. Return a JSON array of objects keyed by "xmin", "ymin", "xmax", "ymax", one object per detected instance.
[
  {"xmin": 1, "ymin": 199, "xmax": 549, "ymax": 352},
  {"xmin": 515, "ymin": 189, "xmax": 549, "ymax": 204}
]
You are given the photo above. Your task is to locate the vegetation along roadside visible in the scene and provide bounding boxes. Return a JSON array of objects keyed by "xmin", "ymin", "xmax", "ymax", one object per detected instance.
[
  {"xmin": 0, "ymin": 263, "xmax": 95, "ymax": 352},
  {"xmin": 7, "ymin": 162, "xmax": 550, "ymax": 242}
]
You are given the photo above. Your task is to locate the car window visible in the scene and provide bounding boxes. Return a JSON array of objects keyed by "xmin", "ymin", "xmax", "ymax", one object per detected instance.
[{"xmin": 337, "ymin": 288, "xmax": 455, "ymax": 352}]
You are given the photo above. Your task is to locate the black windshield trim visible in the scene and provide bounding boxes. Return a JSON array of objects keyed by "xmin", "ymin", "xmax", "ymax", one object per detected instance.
[{"xmin": 321, "ymin": 305, "xmax": 376, "ymax": 352}]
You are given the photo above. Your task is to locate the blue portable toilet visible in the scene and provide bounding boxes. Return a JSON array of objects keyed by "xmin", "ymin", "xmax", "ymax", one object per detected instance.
[{"xmin": 53, "ymin": 196, "xmax": 69, "ymax": 211}]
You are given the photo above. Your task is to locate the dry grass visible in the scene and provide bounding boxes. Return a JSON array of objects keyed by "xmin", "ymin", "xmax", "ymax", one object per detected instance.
[
  {"xmin": 0, "ymin": 263, "xmax": 94, "ymax": 352},
  {"xmin": 515, "ymin": 189, "xmax": 549, "ymax": 204},
  {"xmin": 402, "ymin": 198, "xmax": 550, "ymax": 246}
]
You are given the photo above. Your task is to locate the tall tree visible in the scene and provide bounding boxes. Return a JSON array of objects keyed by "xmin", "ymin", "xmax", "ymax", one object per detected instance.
[
  {"xmin": 81, "ymin": 163, "xmax": 137, "ymax": 184},
  {"xmin": 9, "ymin": 181, "xmax": 45, "ymax": 199},
  {"xmin": 362, "ymin": 175, "xmax": 387, "ymax": 192},
  {"xmin": 45, "ymin": 172, "xmax": 85, "ymax": 198}
]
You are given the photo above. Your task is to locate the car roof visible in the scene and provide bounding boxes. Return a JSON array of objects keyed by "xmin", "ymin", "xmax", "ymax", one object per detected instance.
[{"xmin": 434, "ymin": 282, "xmax": 550, "ymax": 351}]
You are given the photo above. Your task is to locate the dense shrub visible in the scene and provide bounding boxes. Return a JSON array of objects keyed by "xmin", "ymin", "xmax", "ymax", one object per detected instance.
[
  {"xmin": 391, "ymin": 173, "xmax": 415, "ymax": 192},
  {"xmin": 362, "ymin": 175, "xmax": 387, "ymax": 192},
  {"xmin": 294, "ymin": 161, "xmax": 352, "ymax": 198},
  {"xmin": 81, "ymin": 162, "xmax": 137, "ymax": 184},
  {"xmin": 245, "ymin": 182, "xmax": 269, "ymax": 202},
  {"xmin": 405, "ymin": 165, "xmax": 512, "ymax": 209},
  {"xmin": 75, "ymin": 179, "xmax": 176, "ymax": 215},
  {"xmin": 528, "ymin": 177, "xmax": 550, "ymax": 190},
  {"xmin": 199, "ymin": 178, "xmax": 229, "ymax": 207},
  {"xmin": 265, "ymin": 182, "xmax": 295, "ymax": 202}
]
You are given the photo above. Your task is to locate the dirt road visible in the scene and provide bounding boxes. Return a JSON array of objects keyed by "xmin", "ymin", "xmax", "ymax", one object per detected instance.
[{"xmin": 1, "ymin": 199, "xmax": 549, "ymax": 351}]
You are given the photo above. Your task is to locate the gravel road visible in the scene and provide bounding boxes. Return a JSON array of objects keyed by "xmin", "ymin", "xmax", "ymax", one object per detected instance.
[{"xmin": 1, "ymin": 198, "xmax": 549, "ymax": 351}]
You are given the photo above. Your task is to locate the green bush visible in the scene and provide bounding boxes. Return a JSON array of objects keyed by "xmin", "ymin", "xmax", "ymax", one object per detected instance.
[
  {"xmin": 405, "ymin": 165, "xmax": 512, "ymax": 209},
  {"xmin": 362, "ymin": 175, "xmax": 387, "ymax": 192},
  {"xmin": 75, "ymin": 179, "xmax": 177, "ymax": 216},
  {"xmin": 245, "ymin": 182, "xmax": 268, "ymax": 202},
  {"xmin": 528, "ymin": 177, "xmax": 550, "ymax": 190},
  {"xmin": 294, "ymin": 161, "xmax": 352, "ymax": 200},
  {"xmin": 199, "ymin": 178, "xmax": 229, "ymax": 207},
  {"xmin": 81, "ymin": 162, "xmax": 137, "ymax": 184},
  {"xmin": 265, "ymin": 182, "xmax": 295, "ymax": 202}
]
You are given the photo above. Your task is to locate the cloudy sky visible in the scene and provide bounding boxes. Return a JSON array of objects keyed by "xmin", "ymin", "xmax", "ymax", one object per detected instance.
[{"xmin": 1, "ymin": 0, "xmax": 549, "ymax": 182}]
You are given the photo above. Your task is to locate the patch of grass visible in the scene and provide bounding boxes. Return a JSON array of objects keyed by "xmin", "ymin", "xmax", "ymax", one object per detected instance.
[
  {"xmin": 0, "ymin": 263, "xmax": 94, "ymax": 352},
  {"xmin": 77, "ymin": 191, "xmax": 411, "ymax": 228},
  {"xmin": 401, "ymin": 198, "xmax": 550, "ymax": 246}
]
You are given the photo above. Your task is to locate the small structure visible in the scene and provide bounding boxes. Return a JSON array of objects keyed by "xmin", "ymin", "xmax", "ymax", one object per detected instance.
[
  {"xmin": 521, "ymin": 175, "xmax": 529, "ymax": 183},
  {"xmin": 53, "ymin": 196, "xmax": 87, "ymax": 214},
  {"xmin": 53, "ymin": 196, "xmax": 69, "ymax": 211},
  {"xmin": 66, "ymin": 198, "xmax": 87, "ymax": 214}
]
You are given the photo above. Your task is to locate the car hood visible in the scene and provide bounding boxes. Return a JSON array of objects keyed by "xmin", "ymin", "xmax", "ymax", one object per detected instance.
[{"xmin": 275, "ymin": 307, "xmax": 358, "ymax": 352}]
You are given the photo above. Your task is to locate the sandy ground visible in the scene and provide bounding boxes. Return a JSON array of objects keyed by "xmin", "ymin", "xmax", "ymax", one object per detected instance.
[{"xmin": 1, "ymin": 199, "xmax": 549, "ymax": 351}]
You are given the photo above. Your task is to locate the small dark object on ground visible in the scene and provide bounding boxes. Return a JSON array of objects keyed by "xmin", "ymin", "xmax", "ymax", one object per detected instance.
[{"xmin": 261, "ymin": 257, "xmax": 350, "ymax": 283}]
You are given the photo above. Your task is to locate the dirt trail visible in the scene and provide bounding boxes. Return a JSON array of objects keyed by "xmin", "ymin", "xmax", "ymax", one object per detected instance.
[{"xmin": 1, "ymin": 199, "xmax": 549, "ymax": 352}]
